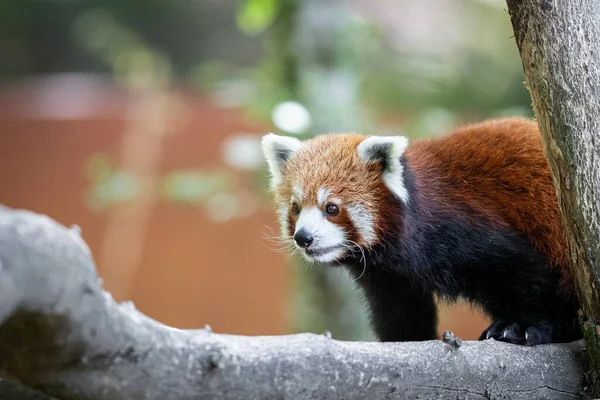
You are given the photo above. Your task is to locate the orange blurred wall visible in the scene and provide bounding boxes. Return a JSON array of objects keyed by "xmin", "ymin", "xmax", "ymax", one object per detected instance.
[{"xmin": 0, "ymin": 77, "xmax": 291, "ymax": 336}]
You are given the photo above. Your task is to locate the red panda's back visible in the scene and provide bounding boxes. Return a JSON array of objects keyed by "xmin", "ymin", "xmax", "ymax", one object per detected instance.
[{"xmin": 406, "ymin": 118, "xmax": 568, "ymax": 272}]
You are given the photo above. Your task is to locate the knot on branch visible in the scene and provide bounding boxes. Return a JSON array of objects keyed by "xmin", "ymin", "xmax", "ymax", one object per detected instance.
[{"xmin": 441, "ymin": 330, "xmax": 463, "ymax": 348}]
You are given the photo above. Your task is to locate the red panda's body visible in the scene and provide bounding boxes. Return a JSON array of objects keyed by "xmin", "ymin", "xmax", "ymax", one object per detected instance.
[
  {"xmin": 262, "ymin": 118, "xmax": 581, "ymax": 345},
  {"xmin": 407, "ymin": 118, "xmax": 569, "ymax": 286}
]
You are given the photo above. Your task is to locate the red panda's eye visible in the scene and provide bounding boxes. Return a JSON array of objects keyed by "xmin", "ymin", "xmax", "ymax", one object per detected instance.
[
  {"xmin": 291, "ymin": 203, "xmax": 301, "ymax": 216},
  {"xmin": 325, "ymin": 204, "xmax": 339, "ymax": 216}
]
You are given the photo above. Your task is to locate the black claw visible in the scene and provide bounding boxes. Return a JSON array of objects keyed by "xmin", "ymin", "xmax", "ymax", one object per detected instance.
[
  {"xmin": 524, "ymin": 325, "xmax": 553, "ymax": 346},
  {"xmin": 500, "ymin": 323, "xmax": 524, "ymax": 344},
  {"xmin": 479, "ymin": 320, "xmax": 507, "ymax": 341},
  {"xmin": 524, "ymin": 328, "xmax": 541, "ymax": 346}
]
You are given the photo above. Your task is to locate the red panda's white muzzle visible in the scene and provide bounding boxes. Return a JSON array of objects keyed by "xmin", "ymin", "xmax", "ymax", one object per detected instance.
[{"xmin": 293, "ymin": 206, "xmax": 347, "ymax": 263}]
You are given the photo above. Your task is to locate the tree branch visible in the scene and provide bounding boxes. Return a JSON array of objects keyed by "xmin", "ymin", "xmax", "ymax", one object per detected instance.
[{"xmin": 0, "ymin": 205, "xmax": 587, "ymax": 399}]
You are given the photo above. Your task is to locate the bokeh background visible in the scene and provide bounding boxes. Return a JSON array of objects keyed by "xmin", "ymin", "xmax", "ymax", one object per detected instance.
[{"xmin": 0, "ymin": 0, "xmax": 531, "ymax": 341}]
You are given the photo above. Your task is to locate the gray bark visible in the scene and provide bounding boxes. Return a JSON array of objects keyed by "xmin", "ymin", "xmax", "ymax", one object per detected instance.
[
  {"xmin": 0, "ymin": 204, "xmax": 588, "ymax": 399},
  {"xmin": 506, "ymin": 0, "xmax": 600, "ymax": 394}
]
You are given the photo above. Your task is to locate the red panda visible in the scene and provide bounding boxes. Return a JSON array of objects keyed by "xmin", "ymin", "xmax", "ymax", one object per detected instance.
[{"xmin": 261, "ymin": 117, "xmax": 581, "ymax": 345}]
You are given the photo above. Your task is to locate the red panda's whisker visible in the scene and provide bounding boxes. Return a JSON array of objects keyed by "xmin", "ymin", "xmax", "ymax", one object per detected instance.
[
  {"xmin": 259, "ymin": 229, "xmax": 296, "ymax": 253},
  {"xmin": 344, "ymin": 239, "xmax": 367, "ymax": 282}
]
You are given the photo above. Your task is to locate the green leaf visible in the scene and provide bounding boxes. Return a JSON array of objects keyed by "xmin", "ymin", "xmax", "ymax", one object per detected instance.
[{"xmin": 236, "ymin": 0, "xmax": 278, "ymax": 36}]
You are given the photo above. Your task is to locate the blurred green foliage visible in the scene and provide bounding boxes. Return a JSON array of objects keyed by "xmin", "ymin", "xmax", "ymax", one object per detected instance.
[
  {"xmin": 237, "ymin": 0, "xmax": 279, "ymax": 35},
  {"xmin": 0, "ymin": 0, "xmax": 262, "ymax": 78},
  {"xmin": 0, "ymin": 0, "xmax": 531, "ymax": 132},
  {"xmin": 219, "ymin": 0, "xmax": 531, "ymax": 140},
  {"xmin": 86, "ymin": 154, "xmax": 140, "ymax": 209},
  {"xmin": 85, "ymin": 154, "xmax": 238, "ymax": 212}
]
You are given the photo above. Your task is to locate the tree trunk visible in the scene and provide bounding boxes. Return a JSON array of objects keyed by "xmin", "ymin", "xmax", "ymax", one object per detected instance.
[
  {"xmin": 506, "ymin": 0, "xmax": 600, "ymax": 395},
  {"xmin": 0, "ymin": 204, "xmax": 587, "ymax": 399}
]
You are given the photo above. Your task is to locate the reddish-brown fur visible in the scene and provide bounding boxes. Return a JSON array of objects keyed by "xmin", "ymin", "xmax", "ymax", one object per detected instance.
[{"xmin": 407, "ymin": 118, "xmax": 568, "ymax": 278}]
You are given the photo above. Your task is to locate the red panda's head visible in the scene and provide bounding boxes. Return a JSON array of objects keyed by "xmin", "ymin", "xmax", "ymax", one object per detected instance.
[{"xmin": 261, "ymin": 132, "xmax": 409, "ymax": 263}]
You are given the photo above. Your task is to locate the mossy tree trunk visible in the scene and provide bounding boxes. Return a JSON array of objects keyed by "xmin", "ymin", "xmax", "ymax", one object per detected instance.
[{"xmin": 506, "ymin": 0, "xmax": 600, "ymax": 394}]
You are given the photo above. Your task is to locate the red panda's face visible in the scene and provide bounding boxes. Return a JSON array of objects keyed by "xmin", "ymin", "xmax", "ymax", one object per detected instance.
[{"xmin": 262, "ymin": 132, "xmax": 409, "ymax": 264}]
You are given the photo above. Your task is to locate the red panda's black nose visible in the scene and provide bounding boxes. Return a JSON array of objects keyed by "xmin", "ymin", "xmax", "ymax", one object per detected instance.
[{"xmin": 294, "ymin": 230, "xmax": 314, "ymax": 248}]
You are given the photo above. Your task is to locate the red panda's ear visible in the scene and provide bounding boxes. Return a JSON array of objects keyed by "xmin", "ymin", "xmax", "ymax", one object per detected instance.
[
  {"xmin": 261, "ymin": 133, "xmax": 304, "ymax": 190},
  {"xmin": 357, "ymin": 136, "xmax": 410, "ymax": 203}
]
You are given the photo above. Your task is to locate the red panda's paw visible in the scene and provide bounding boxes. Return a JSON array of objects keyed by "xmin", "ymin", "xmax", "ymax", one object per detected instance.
[{"xmin": 479, "ymin": 321, "xmax": 553, "ymax": 346}]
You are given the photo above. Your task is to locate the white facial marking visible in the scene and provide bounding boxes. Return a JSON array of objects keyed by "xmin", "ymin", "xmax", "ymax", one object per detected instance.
[
  {"xmin": 310, "ymin": 247, "xmax": 346, "ymax": 263},
  {"xmin": 317, "ymin": 187, "xmax": 331, "ymax": 205},
  {"xmin": 293, "ymin": 184, "xmax": 303, "ymax": 202},
  {"xmin": 261, "ymin": 133, "xmax": 304, "ymax": 190},
  {"xmin": 357, "ymin": 136, "xmax": 410, "ymax": 203},
  {"xmin": 294, "ymin": 206, "xmax": 346, "ymax": 263},
  {"xmin": 346, "ymin": 204, "xmax": 377, "ymax": 245},
  {"xmin": 278, "ymin": 205, "xmax": 289, "ymax": 237}
]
